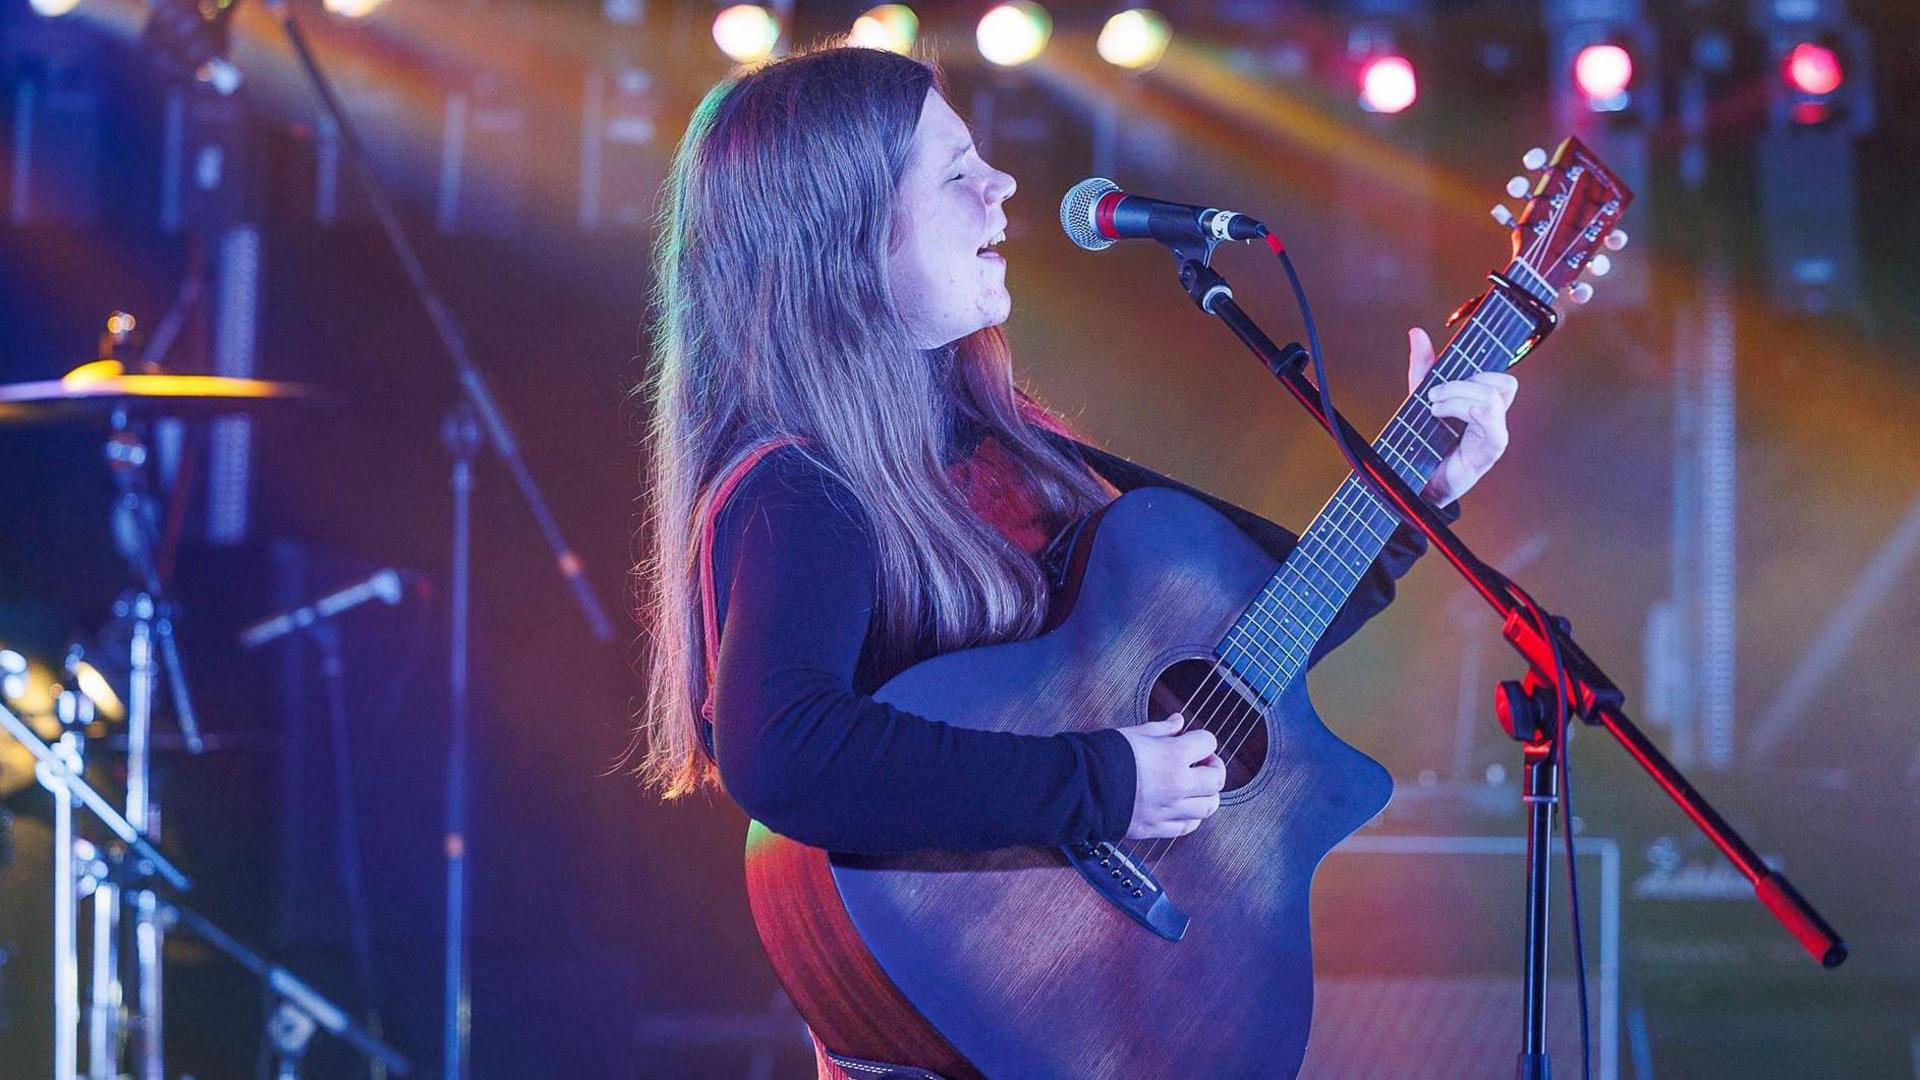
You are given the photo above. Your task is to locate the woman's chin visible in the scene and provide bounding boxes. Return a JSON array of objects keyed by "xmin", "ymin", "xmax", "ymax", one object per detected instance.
[{"xmin": 981, "ymin": 289, "xmax": 1012, "ymax": 328}]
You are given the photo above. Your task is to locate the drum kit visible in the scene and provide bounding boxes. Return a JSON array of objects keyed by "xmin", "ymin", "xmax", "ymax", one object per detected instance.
[{"xmin": 0, "ymin": 313, "xmax": 409, "ymax": 1078}]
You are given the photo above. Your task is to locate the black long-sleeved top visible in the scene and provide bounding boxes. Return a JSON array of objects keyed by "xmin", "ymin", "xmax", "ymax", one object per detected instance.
[{"xmin": 706, "ymin": 433, "xmax": 1450, "ymax": 854}]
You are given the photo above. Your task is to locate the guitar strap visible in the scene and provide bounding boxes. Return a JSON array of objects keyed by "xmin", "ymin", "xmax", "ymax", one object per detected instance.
[{"xmin": 695, "ymin": 437, "xmax": 803, "ymax": 761}]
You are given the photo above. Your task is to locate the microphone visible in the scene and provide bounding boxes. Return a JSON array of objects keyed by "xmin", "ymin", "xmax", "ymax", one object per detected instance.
[
  {"xmin": 239, "ymin": 569, "xmax": 410, "ymax": 649},
  {"xmin": 1060, "ymin": 178, "xmax": 1268, "ymax": 252}
]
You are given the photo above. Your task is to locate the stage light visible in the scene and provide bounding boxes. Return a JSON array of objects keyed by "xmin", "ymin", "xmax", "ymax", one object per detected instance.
[
  {"xmin": 28, "ymin": 0, "xmax": 83, "ymax": 16},
  {"xmin": 1097, "ymin": 9, "xmax": 1171, "ymax": 71},
  {"xmin": 976, "ymin": 2, "xmax": 1051, "ymax": 69},
  {"xmin": 1573, "ymin": 43, "xmax": 1633, "ymax": 110},
  {"xmin": 1784, "ymin": 42, "xmax": 1843, "ymax": 96},
  {"xmin": 712, "ymin": 4, "xmax": 780, "ymax": 65},
  {"xmin": 1781, "ymin": 40, "xmax": 1846, "ymax": 124},
  {"xmin": 1357, "ymin": 54, "xmax": 1417, "ymax": 114},
  {"xmin": 1757, "ymin": 18, "xmax": 1872, "ymax": 314},
  {"xmin": 324, "ymin": 0, "xmax": 391, "ymax": 18},
  {"xmin": 849, "ymin": 5, "xmax": 917, "ymax": 54}
]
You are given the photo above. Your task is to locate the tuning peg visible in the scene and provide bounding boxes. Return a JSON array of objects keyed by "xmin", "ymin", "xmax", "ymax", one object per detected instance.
[
  {"xmin": 1587, "ymin": 254, "xmax": 1611, "ymax": 277},
  {"xmin": 1491, "ymin": 205, "xmax": 1516, "ymax": 228},
  {"xmin": 1604, "ymin": 229, "xmax": 1628, "ymax": 251},
  {"xmin": 1506, "ymin": 176, "xmax": 1531, "ymax": 198},
  {"xmin": 1569, "ymin": 282, "xmax": 1594, "ymax": 304},
  {"xmin": 1522, "ymin": 146, "xmax": 1548, "ymax": 171}
]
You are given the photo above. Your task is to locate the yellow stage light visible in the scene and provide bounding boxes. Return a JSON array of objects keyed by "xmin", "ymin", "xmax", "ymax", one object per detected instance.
[
  {"xmin": 977, "ymin": 2, "xmax": 1051, "ymax": 68},
  {"xmin": 323, "ymin": 0, "xmax": 390, "ymax": 18},
  {"xmin": 28, "ymin": 0, "xmax": 83, "ymax": 16},
  {"xmin": 850, "ymin": 5, "xmax": 918, "ymax": 55},
  {"xmin": 1097, "ymin": 9, "xmax": 1171, "ymax": 71},
  {"xmin": 713, "ymin": 4, "xmax": 781, "ymax": 65}
]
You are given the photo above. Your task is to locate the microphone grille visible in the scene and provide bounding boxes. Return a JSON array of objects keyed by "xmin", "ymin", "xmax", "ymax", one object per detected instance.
[{"xmin": 1060, "ymin": 177, "xmax": 1120, "ymax": 252}]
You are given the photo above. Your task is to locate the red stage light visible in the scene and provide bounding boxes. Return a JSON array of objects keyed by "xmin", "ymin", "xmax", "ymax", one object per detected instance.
[
  {"xmin": 1357, "ymin": 54, "xmax": 1417, "ymax": 114},
  {"xmin": 1573, "ymin": 43, "xmax": 1633, "ymax": 105},
  {"xmin": 1784, "ymin": 42, "xmax": 1844, "ymax": 97}
]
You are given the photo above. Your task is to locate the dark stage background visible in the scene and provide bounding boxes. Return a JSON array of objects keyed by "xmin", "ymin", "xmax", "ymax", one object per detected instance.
[{"xmin": 1, "ymin": 1, "xmax": 1917, "ymax": 1077}]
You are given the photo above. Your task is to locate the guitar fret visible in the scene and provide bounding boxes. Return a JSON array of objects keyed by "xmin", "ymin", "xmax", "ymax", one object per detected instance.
[{"xmin": 1218, "ymin": 263, "xmax": 1537, "ymax": 704}]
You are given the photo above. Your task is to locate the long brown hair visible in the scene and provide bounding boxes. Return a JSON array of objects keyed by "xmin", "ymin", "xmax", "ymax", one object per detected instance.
[{"xmin": 633, "ymin": 47, "xmax": 1109, "ymax": 798}]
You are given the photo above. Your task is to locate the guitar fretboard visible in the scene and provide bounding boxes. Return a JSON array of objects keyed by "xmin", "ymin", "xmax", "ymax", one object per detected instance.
[{"xmin": 1215, "ymin": 261, "xmax": 1552, "ymax": 707}]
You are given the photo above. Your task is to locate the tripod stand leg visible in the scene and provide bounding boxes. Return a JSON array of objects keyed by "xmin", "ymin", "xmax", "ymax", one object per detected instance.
[
  {"xmin": 49, "ymin": 736, "xmax": 81, "ymax": 1080},
  {"xmin": 88, "ymin": 877, "xmax": 120, "ymax": 1079}
]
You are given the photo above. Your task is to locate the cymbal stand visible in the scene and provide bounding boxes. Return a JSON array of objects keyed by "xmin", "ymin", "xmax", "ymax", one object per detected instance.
[
  {"xmin": 45, "ymin": 703, "xmax": 86, "ymax": 1080},
  {"xmin": 98, "ymin": 405, "xmax": 206, "ymax": 1080},
  {"xmin": 2, "ymin": 698, "xmax": 410, "ymax": 1077}
]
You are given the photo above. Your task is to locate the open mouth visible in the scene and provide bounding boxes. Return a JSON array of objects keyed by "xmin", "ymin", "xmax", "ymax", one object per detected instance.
[{"xmin": 977, "ymin": 229, "xmax": 1008, "ymax": 259}]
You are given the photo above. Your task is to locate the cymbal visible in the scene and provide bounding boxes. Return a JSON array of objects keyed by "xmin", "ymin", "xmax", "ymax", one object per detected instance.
[{"xmin": 0, "ymin": 360, "xmax": 330, "ymax": 425}]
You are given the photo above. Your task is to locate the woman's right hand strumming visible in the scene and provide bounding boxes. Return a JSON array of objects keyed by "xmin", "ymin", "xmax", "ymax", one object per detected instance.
[{"xmin": 1118, "ymin": 713, "xmax": 1227, "ymax": 840}]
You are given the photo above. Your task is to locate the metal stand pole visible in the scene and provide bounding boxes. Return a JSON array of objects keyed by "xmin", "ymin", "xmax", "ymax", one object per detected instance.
[
  {"xmin": 259, "ymin": 10, "xmax": 619, "ymax": 1072},
  {"xmin": 442, "ymin": 406, "xmax": 481, "ymax": 1080},
  {"xmin": 267, "ymin": 999, "xmax": 319, "ymax": 1080},
  {"xmin": 48, "ymin": 731, "xmax": 82, "ymax": 1080},
  {"xmin": 313, "ymin": 622, "xmax": 389, "ymax": 1080},
  {"xmin": 86, "ymin": 862, "xmax": 119, "ymax": 1079},
  {"xmin": 1505, "ymin": 678, "xmax": 1560, "ymax": 1080},
  {"xmin": 123, "ymin": 592, "xmax": 165, "ymax": 1080}
]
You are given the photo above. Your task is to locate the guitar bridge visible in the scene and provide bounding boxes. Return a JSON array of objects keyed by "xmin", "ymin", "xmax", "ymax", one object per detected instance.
[{"xmin": 1061, "ymin": 840, "xmax": 1189, "ymax": 942}]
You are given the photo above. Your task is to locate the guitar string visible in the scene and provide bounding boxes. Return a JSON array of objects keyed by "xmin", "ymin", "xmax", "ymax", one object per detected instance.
[
  {"xmin": 1132, "ymin": 347, "xmax": 1491, "ymax": 869},
  {"xmin": 1196, "ymin": 302, "xmax": 1526, "ymax": 784},
  {"xmin": 1146, "ymin": 258, "xmax": 1556, "ymax": 871},
  {"xmin": 1137, "ymin": 287, "xmax": 1541, "ymax": 869},
  {"xmin": 1134, "ymin": 297, "xmax": 1531, "ymax": 872},
  {"xmin": 1133, "ymin": 310, "xmax": 1521, "ymax": 867},
  {"xmin": 1133, "ymin": 327, "xmax": 1499, "ymax": 870},
  {"xmin": 1199, "ymin": 290, "xmax": 1534, "ymax": 754},
  {"xmin": 1135, "ymin": 310, "xmax": 1517, "ymax": 872}
]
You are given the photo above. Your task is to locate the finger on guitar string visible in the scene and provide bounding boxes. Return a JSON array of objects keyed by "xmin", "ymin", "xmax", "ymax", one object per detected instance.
[
  {"xmin": 1425, "ymin": 378, "xmax": 1509, "ymax": 415},
  {"xmin": 1120, "ymin": 712, "xmax": 1226, "ymax": 841},
  {"xmin": 1467, "ymin": 370, "xmax": 1520, "ymax": 405},
  {"xmin": 1174, "ymin": 725, "xmax": 1218, "ymax": 766},
  {"xmin": 1186, "ymin": 753, "xmax": 1227, "ymax": 796}
]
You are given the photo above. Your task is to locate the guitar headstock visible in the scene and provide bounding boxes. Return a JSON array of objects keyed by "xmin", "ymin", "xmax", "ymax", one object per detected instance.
[{"xmin": 1500, "ymin": 136, "xmax": 1633, "ymax": 307}]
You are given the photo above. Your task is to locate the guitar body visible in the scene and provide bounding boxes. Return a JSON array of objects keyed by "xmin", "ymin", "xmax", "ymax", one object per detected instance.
[{"xmin": 745, "ymin": 486, "xmax": 1394, "ymax": 1078}]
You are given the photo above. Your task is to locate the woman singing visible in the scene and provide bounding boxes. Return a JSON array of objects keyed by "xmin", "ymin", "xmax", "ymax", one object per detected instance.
[{"xmin": 634, "ymin": 46, "xmax": 1516, "ymax": 1078}]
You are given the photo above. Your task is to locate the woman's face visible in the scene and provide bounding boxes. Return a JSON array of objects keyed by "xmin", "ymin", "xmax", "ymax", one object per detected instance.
[{"xmin": 888, "ymin": 90, "xmax": 1018, "ymax": 349}]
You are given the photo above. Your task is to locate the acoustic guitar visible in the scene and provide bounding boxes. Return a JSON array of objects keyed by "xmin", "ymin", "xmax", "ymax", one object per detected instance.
[{"xmin": 746, "ymin": 137, "xmax": 1633, "ymax": 1079}]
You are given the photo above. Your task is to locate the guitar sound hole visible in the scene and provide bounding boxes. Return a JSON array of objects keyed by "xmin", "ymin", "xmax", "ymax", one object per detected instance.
[{"xmin": 1147, "ymin": 657, "xmax": 1268, "ymax": 793}]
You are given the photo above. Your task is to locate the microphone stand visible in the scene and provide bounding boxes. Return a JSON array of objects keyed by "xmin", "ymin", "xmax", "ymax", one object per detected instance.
[
  {"xmin": 255, "ymin": 5, "xmax": 618, "ymax": 1077},
  {"xmin": 1160, "ymin": 250, "xmax": 1845, "ymax": 1074}
]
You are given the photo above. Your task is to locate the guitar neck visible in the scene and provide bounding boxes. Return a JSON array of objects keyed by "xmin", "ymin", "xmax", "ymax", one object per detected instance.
[{"xmin": 1216, "ymin": 261, "xmax": 1553, "ymax": 706}]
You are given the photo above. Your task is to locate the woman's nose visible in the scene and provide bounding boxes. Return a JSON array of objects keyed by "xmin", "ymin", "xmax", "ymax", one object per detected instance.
[{"xmin": 986, "ymin": 168, "xmax": 1017, "ymax": 204}]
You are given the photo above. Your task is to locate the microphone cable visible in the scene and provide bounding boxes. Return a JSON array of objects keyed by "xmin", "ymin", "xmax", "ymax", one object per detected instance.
[{"xmin": 1257, "ymin": 228, "xmax": 1592, "ymax": 1080}]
